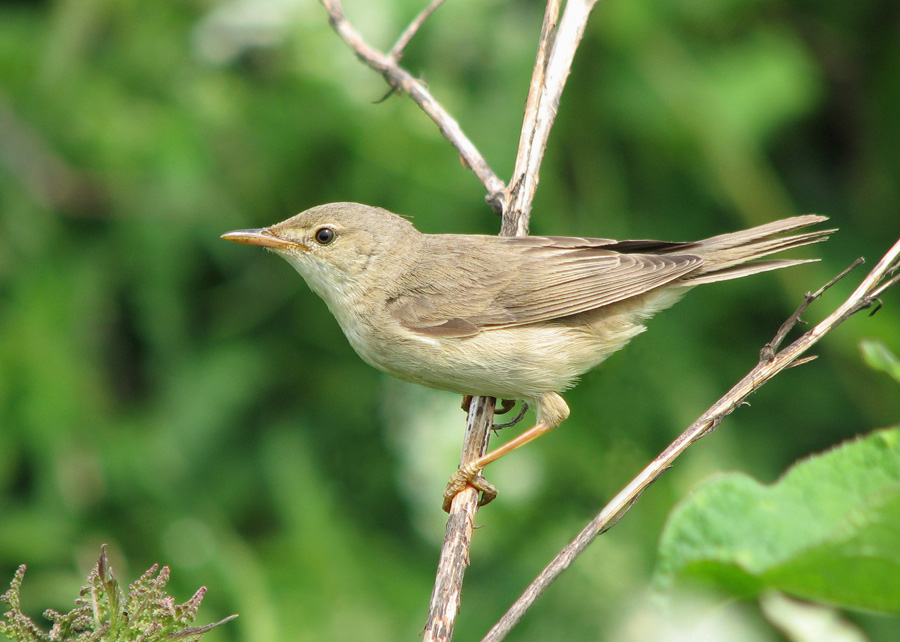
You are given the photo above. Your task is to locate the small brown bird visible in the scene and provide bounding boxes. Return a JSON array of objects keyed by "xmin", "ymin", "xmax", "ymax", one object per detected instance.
[{"xmin": 223, "ymin": 203, "xmax": 830, "ymax": 509}]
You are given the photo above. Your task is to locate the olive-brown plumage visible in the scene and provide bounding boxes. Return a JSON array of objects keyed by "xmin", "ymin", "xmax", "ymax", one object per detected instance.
[{"xmin": 223, "ymin": 203, "xmax": 831, "ymax": 508}]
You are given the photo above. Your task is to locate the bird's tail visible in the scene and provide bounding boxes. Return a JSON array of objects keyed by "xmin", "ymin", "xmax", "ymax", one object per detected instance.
[{"xmin": 677, "ymin": 214, "xmax": 833, "ymax": 286}]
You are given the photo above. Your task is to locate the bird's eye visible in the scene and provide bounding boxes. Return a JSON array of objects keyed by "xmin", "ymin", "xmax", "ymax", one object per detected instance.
[{"xmin": 314, "ymin": 227, "xmax": 335, "ymax": 245}]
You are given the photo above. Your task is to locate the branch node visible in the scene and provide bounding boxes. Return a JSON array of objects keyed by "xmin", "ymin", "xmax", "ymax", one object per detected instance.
[
  {"xmin": 698, "ymin": 416, "xmax": 724, "ymax": 438},
  {"xmin": 763, "ymin": 257, "xmax": 865, "ymax": 361},
  {"xmin": 486, "ymin": 191, "xmax": 506, "ymax": 216}
]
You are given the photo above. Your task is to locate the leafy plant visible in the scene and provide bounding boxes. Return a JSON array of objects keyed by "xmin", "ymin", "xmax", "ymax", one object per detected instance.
[
  {"xmin": 0, "ymin": 547, "xmax": 235, "ymax": 642},
  {"xmin": 654, "ymin": 427, "xmax": 900, "ymax": 614}
]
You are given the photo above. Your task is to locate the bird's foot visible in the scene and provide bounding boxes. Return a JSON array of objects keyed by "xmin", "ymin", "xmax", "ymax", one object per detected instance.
[{"xmin": 442, "ymin": 463, "xmax": 498, "ymax": 512}]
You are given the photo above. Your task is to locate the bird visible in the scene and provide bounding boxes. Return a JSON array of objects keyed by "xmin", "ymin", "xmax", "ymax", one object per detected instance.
[{"xmin": 222, "ymin": 202, "xmax": 831, "ymax": 510}]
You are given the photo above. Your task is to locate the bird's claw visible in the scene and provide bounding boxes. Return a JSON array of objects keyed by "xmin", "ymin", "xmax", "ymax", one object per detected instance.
[
  {"xmin": 442, "ymin": 464, "xmax": 498, "ymax": 512},
  {"xmin": 492, "ymin": 402, "xmax": 528, "ymax": 431}
]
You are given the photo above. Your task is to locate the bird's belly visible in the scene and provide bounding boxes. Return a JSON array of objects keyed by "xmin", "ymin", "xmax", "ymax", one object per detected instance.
[
  {"xmin": 347, "ymin": 320, "xmax": 646, "ymax": 400},
  {"xmin": 328, "ymin": 286, "xmax": 683, "ymax": 401}
]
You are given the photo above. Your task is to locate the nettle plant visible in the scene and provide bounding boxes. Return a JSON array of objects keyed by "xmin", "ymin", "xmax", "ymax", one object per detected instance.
[{"xmin": 0, "ymin": 547, "xmax": 235, "ymax": 642}]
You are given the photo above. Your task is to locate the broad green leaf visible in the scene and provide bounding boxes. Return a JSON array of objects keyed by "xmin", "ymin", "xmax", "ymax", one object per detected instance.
[{"xmin": 655, "ymin": 428, "xmax": 900, "ymax": 614}]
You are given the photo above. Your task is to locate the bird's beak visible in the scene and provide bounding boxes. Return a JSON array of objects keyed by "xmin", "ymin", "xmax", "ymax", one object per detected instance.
[{"xmin": 220, "ymin": 228, "xmax": 307, "ymax": 251}]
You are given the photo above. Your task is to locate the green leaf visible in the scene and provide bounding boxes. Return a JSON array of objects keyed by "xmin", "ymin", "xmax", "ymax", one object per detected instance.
[
  {"xmin": 860, "ymin": 340, "xmax": 900, "ymax": 385},
  {"xmin": 654, "ymin": 428, "xmax": 900, "ymax": 614}
]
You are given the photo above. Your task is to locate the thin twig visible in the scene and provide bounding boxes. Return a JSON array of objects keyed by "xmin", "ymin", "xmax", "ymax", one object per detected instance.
[
  {"xmin": 503, "ymin": 0, "xmax": 599, "ymax": 235},
  {"xmin": 869, "ymin": 266, "xmax": 900, "ymax": 300},
  {"xmin": 389, "ymin": 0, "xmax": 447, "ymax": 61},
  {"xmin": 761, "ymin": 257, "xmax": 865, "ymax": 360},
  {"xmin": 502, "ymin": 0, "xmax": 561, "ymax": 234},
  {"xmin": 319, "ymin": 0, "xmax": 505, "ymax": 201},
  {"xmin": 481, "ymin": 238, "xmax": 900, "ymax": 642}
]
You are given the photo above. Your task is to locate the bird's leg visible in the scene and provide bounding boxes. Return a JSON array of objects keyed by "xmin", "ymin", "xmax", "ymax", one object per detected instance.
[
  {"xmin": 442, "ymin": 422, "xmax": 553, "ymax": 510},
  {"xmin": 442, "ymin": 393, "xmax": 569, "ymax": 511}
]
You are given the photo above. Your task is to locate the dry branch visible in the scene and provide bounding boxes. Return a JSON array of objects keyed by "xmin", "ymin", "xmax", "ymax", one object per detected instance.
[
  {"xmin": 389, "ymin": 0, "xmax": 447, "ymax": 61},
  {"xmin": 503, "ymin": 0, "xmax": 598, "ymax": 235},
  {"xmin": 319, "ymin": 0, "xmax": 504, "ymax": 202},
  {"xmin": 423, "ymin": 395, "xmax": 496, "ymax": 642}
]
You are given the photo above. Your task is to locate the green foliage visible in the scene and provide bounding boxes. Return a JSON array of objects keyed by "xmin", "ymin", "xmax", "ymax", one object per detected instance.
[
  {"xmin": 655, "ymin": 428, "xmax": 900, "ymax": 614},
  {"xmin": 0, "ymin": 547, "xmax": 234, "ymax": 642}
]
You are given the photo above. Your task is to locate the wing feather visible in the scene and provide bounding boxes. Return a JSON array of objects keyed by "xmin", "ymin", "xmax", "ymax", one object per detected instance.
[{"xmin": 386, "ymin": 235, "xmax": 702, "ymax": 337}]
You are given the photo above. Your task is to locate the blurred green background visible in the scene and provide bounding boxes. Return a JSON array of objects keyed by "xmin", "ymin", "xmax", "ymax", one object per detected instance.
[{"xmin": 1, "ymin": 0, "xmax": 898, "ymax": 640}]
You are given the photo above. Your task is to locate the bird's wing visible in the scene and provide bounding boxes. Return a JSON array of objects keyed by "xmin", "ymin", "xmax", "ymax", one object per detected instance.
[{"xmin": 386, "ymin": 235, "xmax": 702, "ymax": 338}]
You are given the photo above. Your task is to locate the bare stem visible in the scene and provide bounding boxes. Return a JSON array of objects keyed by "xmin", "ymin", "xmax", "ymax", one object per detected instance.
[
  {"xmin": 501, "ymin": 0, "xmax": 560, "ymax": 234},
  {"xmin": 319, "ymin": 0, "xmax": 505, "ymax": 201},
  {"xmin": 503, "ymin": 0, "xmax": 599, "ymax": 235},
  {"xmin": 761, "ymin": 257, "xmax": 865, "ymax": 360},
  {"xmin": 481, "ymin": 237, "xmax": 900, "ymax": 642},
  {"xmin": 423, "ymin": 396, "xmax": 496, "ymax": 642},
  {"xmin": 389, "ymin": 0, "xmax": 447, "ymax": 61}
]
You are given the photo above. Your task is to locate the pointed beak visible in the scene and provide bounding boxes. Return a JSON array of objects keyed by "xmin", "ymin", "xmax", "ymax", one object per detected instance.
[{"xmin": 220, "ymin": 228, "xmax": 307, "ymax": 251}]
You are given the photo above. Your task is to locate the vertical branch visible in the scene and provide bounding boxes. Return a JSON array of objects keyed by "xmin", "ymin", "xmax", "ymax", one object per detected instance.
[
  {"xmin": 424, "ymin": 1, "xmax": 602, "ymax": 636},
  {"xmin": 423, "ymin": 396, "xmax": 496, "ymax": 642},
  {"xmin": 502, "ymin": 0, "xmax": 561, "ymax": 236},
  {"xmin": 503, "ymin": 0, "xmax": 599, "ymax": 235}
]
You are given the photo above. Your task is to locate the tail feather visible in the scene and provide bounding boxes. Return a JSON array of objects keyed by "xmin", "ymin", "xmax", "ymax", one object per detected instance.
[
  {"xmin": 683, "ymin": 258, "xmax": 819, "ymax": 286},
  {"xmin": 679, "ymin": 215, "xmax": 833, "ymax": 285},
  {"xmin": 693, "ymin": 214, "xmax": 828, "ymax": 250}
]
